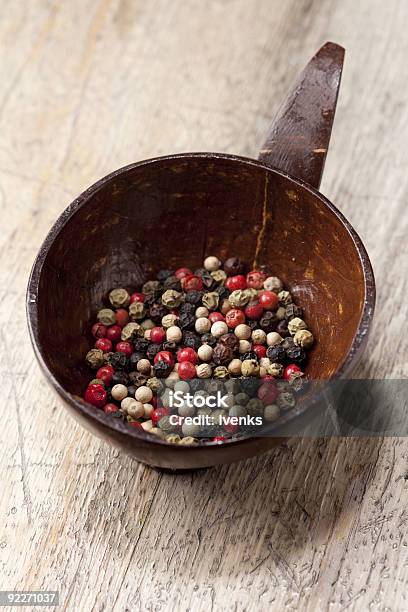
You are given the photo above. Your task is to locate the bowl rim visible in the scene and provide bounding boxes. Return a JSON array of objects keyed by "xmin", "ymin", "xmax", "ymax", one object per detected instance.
[{"xmin": 26, "ymin": 152, "xmax": 376, "ymax": 450}]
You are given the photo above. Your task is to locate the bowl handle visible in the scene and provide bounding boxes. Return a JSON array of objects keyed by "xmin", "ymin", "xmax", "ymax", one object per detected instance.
[{"xmin": 258, "ymin": 41, "xmax": 345, "ymax": 190}]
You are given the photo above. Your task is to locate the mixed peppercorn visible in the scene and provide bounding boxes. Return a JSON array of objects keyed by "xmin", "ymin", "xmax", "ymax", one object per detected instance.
[{"xmin": 83, "ymin": 256, "xmax": 314, "ymax": 445}]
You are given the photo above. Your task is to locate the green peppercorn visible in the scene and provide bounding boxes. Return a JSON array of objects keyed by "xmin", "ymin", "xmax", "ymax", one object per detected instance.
[
  {"xmin": 97, "ymin": 308, "xmax": 116, "ymax": 326},
  {"xmin": 86, "ymin": 348, "xmax": 104, "ymax": 369},
  {"xmin": 241, "ymin": 359, "xmax": 260, "ymax": 377},
  {"xmin": 210, "ymin": 270, "xmax": 227, "ymax": 285},
  {"xmin": 229, "ymin": 290, "xmax": 250, "ymax": 308},
  {"xmin": 178, "ymin": 436, "xmax": 198, "ymax": 445},
  {"xmin": 158, "ymin": 415, "xmax": 177, "ymax": 434},
  {"xmin": 267, "ymin": 362, "xmax": 284, "ymax": 378},
  {"xmin": 288, "ymin": 317, "xmax": 307, "ymax": 336},
  {"xmin": 202, "ymin": 291, "xmax": 219, "ymax": 310},
  {"xmin": 294, "ymin": 329, "xmax": 314, "ymax": 349},
  {"xmin": 143, "ymin": 280, "xmax": 160, "ymax": 294},
  {"xmin": 109, "ymin": 288, "xmax": 130, "ymax": 308},
  {"xmin": 146, "ymin": 377, "xmax": 162, "ymax": 392},
  {"xmin": 121, "ymin": 322, "xmax": 142, "ymax": 341},
  {"xmin": 235, "ymin": 392, "xmax": 249, "ymax": 405},
  {"xmin": 162, "ymin": 289, "xmax": 183, "ymax": 309},
  {"xmin": 214, "ymin": 365, "xmax": 230, "ymax": 379},
  {"xmin": 89, "ymin": 378, "xmax": 105, "ymax": 387},
  {"xmin": 278, "ymin": 290, "xmax": 292, "ymax": 306},
  {"xmin": 277, "ymin": 391, "xmax": 296, "ymax": 410},
  {"xmin": 246, "ymin": 398, "xmax": 264, "ymax": 416},
  {"xmin": 129, "ymin": 301, "xmax": 146, "ymax": 321},
  {"xmin": 264, "ymin": 404, "xmax": 280, "ymax": 422},
  {"xmin": 229, "ymin": 405, "xmax": 247, "ymax": 418},
  {"xmin": 166, "ymin": 434, "xmax": 181, "ymax": 444}
]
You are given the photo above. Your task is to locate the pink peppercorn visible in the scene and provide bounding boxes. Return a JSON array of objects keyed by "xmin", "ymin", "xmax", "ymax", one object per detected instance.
[
  {"xmin": 178, "ymin": 361, "xmax": 196, "ymax": 380},
  {"xmin": 115, "ymin": 308, "xmax": 129, "ymax": 327},
  {"xmin": 259, "ymin": 291, "xmax": 279, "ymax": 310},
  {"xmin": 152, "ymin": 407, "xmax": 169, "ymax": 426},
  {"xmin": 245, "ymin": 303, "xmax": 264, "ymax": 320},
  {"xmin": 104, "ymin": 403, "xmax": 118, "ymax": 414},
  {"xmin": 225, "ymin": 309, "xmax": 245, "ymax": 328},
  {"xmin": 182, "ymin": 275, "xmax": 203, "ymax": 291},
  {"xmin": 129, "ymin": 421, "xmax": 143, "ymax": 430},
  {"xmin": 253, "ymin": 344, "xmax": 267, "ymax": 359},
  {"xmin": 283, "ymin": 364, "xmax": 302, "ymax": 380},
  {"xmin": 213, "ymin": 436, "xmax": 226, "ymax": 443},
  {"xmin": 258, "ymin": 381, "xmax": 278, "ymax": 404},
  {"xmin": 106, "ymin": 325, "xmax": 122, "ymax": 342},
  {"xmin": 116, "ymin": 341, "xmax": 133, "ymax": 356},
  {"xmin": 208, "ymin": 312, "xmax": 224, "ymax": 324},
  {"xmin": 225, "ymin": 275, "xmax": 247, "ymax": 291},
  {"xmin": 95, "ymin": 338, "xmax": 112, "ymax": 352},
  {"xmin": 224, "ymin": 422, "xmax": 239, "ymax": 434},
  {"xmin": 246, "ymin": 270, "xmax": 266, "ymax": 289},
  {"xmin": 96, "ymin": 365, "xmax": 114, "ymax": 385},
  {"xmin": 92, "ymin": 323, "xmax": 107, "ymax": 339},
  {"xmin": 175, "ymin": 267, "xmax": 192, "ymax": 280},
  {"xmin": 177, "ymin": 347, "xmax": 198, "ymax": 364},
  {"xmin": 150, "ymin": 327, "xmax": 166, "ymax": 344},
  {"xmin": 154, "ymin": 351, "xmax": 174, "ymax": 367},
  {"xmin": 130, "ymin": 292, "xmax": 145, "ymax": 304},
  {"xmin": 84, "ymin": 384, "xmax": 107, "ymax": 408}
]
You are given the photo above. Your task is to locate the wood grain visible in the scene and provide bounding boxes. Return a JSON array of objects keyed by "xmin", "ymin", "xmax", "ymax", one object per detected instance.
[{"xmin": 1, "ymin": 0, "xmax": 407, "ymax": 610}]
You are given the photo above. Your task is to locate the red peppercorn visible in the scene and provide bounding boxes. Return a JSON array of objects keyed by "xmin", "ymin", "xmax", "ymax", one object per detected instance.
[
  {"xmin": 175, "ymin": 267, "xmax": 193, "ymax": 280},
  {"xmin": 208, "ymin": 312, "xmax": 224, "ymax": 324},
  {"xmin": 213, "ymin": 436, "xmax": 226, "ymax": 443},
  {"xmin": 182, "ymin": 275, "xmax": 203, "ymax": 291},
  {"xmin": 130, "ymin": 292, "xmax": 145, "ymax": 304},
  {"xmin": 129, "ymin": 421, "xmax": 143, "ymax": 429},
  {"xmin": 263, "ymin": 374, "xmax": 274, "ymax": 380},
  {"xmin": 178, "ymin": 361, "xmax": 196, "ymax": 380},
  {"xmin": 283, "ymin": 364, "xmax": 302, "ymax": 381},
  {"xmin": 84, "ymin": 384, "xmax": 107, "ymax": 408},
  {"xmin": 115, "ymin": 341, "xmax": 133, "ymax": 356},
  {"xmin": 245, "ymin": 303, "xmax": 264, "ymax": 320},
  {"xmin": 151, "ymin": 407, "xmax": 169, "ymax": 426},
  {"xmin": 95, "ymin": 338, "xmax": 112, "ymax": 352},
  {"xmin": 151, "ymin": 396, "xmax": 158, "ymax": 409},
  {"xmin": 96, "ymin": 365, "xmax": 114, "ymax": 385},
  {"xmin": 92, "ymin": 323, "xmax": 107, "ymax": 339},
  {"xmin": 115, "ymin": 308, "xmax": 129, "ymax": 327},
  {"xmin": 225, "ymin": 275, "xmax": 247, "ymax": 291},
  {"xmin": 150, "ymin": 326, "xmax": 166, "ymax": 344},
  {"xmin": 104, "ymin": 403, "xmax": 118, "ymax": 414},
  {"xmin": 258, "ymin": 381, "xmax": 278, "ymax": 404},
  {"xmin": 253, "ymin": 344, "xmax": 267, "ymax": 359},
  {"xmin": 246, "ymin": 270, "xmax": 267, "ymax": 289},
  {"xmin": 259, "ymin": 291, "xmax": 279, "ymax": 311},
  {"xmin": 225, "ymin": 308, "xmax": 245, "ymax": 328},
  {"xmin": 154, "ymin": 350, "xmax": 174, "ymax": 367},
  {"xmin": 224, "ymin": 422, "xmax": 239, "ymax": 434},
  {"xmin": 106, "ymin": 325, "xmax": 122, "ymax": 342},
  {"xmin": 177, "ymin": 347, "xmax": 198, "ymax": 364}
]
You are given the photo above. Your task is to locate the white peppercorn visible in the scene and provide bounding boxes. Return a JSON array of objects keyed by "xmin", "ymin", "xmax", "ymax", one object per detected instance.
[
  {"xmin": 228, "ymin": 358, "xmax": 242, "ymax": 375},
  {"xmin": 162, "ymin": 313, "xmax": 178, "ymax": 328},
  {"xmin": 195, "ymin": 306, "xmax": 209, "ymax": 318},
  {"xmin": 263, "ymin": 276, "xmax": 283, "ymax": 293},
  {"xmin": 111, "ymin": 384, "xmax": 128, "ymax": 401},
  {"xmin": 125, "ymin": 399, "xmax": 145, "ymax": 419},
  {"xmin": 97, "ymin": 308, "xmax": 116, "ymax": 326},
  {"xmin": 135, "ymin": 385, "xmax": 153, "ymax": 403},
  {"xmin": 259, "ymin": 357, "xmax": 271, "ymax": 369},
  {"xmin": 235, "ymin": 324, "xmax": 252, "ymax": 340},
  {"xmin": 109, "ymin": 288, "xmax": 130, "ymax": 308},
  {"xmin": 178, "ymin": 401, "xmax": 195, "ymax": 417},
  {"xmin": 266, "ymin": 332, "xmax": 283, "ymax": 346},
  {"xmin": 178, "ymin": 436, "xmax": 198, "ymax": 445},
  {"xmin": 162, "ymin": 289, "xmax": 183, "ymax": 308},
  {"xmin": 211, "ymin": 321, "xmax": 228, "ymax": 338},
  {"xmin": 294, "ymin": 329, "xmax": 314, "ymax": 349},
  {"xmin": 229, "ymin": 405, "xmax": 247, "ymax": 418},
  {"xmin": 204, "ymin": 255, "xmax": 221, "ymax": 271},
  {"xmin": 252, "ymin": 329, "xmax": 267, "ymax": 344},
  {"xmin": 288, "ymin": 317, "xmax": 307, "ymax": 336},
  {"xmin": 129, "ymin": 301, "xmax": 145, "ymax": 320},
  {"xmin": 241, "ymin": 359, "xmax": 260, "ymax": 377},
  {"xmin": 174, "ymin": 380, "xmax": 190, "ymax": 394},
  {"xmin": 197, "ymin": 344, "xmax": 213, "ymax": 362},
  {"xmin": 150, "ymin": 427, "xmax": 166, "ymax": 438},
  {"xmin": 143, "ymin": 403, "xmax": 154, "ymax": 418},
  {"xmin": 259, "ymin": 367, "xmax": 268, "ymax": 378},
  {"xmin": 239, "ymin": 339, "xmax": 252, "ymax": 353},
  {"xmin": 144, "ymin": 329, "xmax": 151, "ymax": 340},
  {"xmin": 166, "ymin": 325, "xmax": 182, "ymax": 343},
  {"xmin": 264, "ymin": 404, "xmax": 280, "ymax": 422},
  {"xmin": 141, "ymin": 419, "xmax": 154, "ymax": 432},
  {"xmin": 137, "ymin": 359, "xmax": 152, "ymax": 375},
  {"xmin": 195, "ymin": 317, "xmax": 211, "ymax": 334},
  {"xmin": 165, "ymin": 371, "xmax": 179, "ymax": 388},
  {"xmin": 196, "ymin": 363, "xmax": 212, "ymax": 378}
]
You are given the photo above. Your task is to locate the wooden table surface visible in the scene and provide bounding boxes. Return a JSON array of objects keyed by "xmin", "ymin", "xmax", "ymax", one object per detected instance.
[{"xmin": 1, "ymin": 1, "xmax": 407, "ymax": 610}]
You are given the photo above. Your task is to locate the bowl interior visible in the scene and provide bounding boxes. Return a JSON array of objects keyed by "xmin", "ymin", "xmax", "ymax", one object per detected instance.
[{"xmin": 32, "ymin": 154, "xmax": 367, "ymax": 402}]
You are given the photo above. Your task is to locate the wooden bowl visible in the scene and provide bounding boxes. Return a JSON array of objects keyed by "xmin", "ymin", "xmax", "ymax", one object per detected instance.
[{"xmin": 26, "ymin": 43, "xmax": 375, "ymax": 470}]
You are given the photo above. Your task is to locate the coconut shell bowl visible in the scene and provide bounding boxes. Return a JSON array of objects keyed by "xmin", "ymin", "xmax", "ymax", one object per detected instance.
[{"xmin": 27, "ymin": 42, "xmax": 375, "ymax": 470}]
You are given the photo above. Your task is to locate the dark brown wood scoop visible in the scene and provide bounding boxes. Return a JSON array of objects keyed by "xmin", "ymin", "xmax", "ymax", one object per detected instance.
[{"xmin": 27, "ymin": 42, "xmax": 375, "ymax": 470}]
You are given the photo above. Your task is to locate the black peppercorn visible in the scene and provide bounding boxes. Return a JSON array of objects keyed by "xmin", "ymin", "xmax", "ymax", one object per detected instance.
[
  {"xmin": 179, "ymin": 302, "xmax": 196, "ymax": 315},
  {"xmin": 195, "ymin": 269, "xmax": 216, "ymax": 290},
  {"xmin": 178, "ymin": 312, "xmax": 195, "ymax": 330},
  {"xmin": 128, "ymin": 371, "xmax": 148, "ymax": 386},
  {"xmin": 200, "ymin": 332, "xmax": 217, "ymax": 347},
  {"xmin": 239, "ymin": 376, "xmax": 259, "ymax": 397},
  {"xmin": 144, "ymin": 290, "xmax": 162, "ymax": 306},
  {"xmin": 223, "ymin": 257, "xmax": 247, "ymax": 276},
  {"xmin": 219, "ymin": 333, "xmax": 239, "ymax": 353},
  {"xmin": 286, "ymin": 346, "xmax": 306, "ymax": 364},
  {"xmin": 281, "ymin": 337, "xmax": 295, "ymax": 351},
  {"xmin": 285, "ymin": 303, "xmax": 303, "ymax": 320},
  {"xmin": 241, "ymin": 351, "xmax": 258, "ymax": 362},
  {"xmin": 153, "ymin": 360, "xmax": 173, "ymax": 378},
  {"xmin": 133, "ymin": 338, "xmax": 150, "ymax": 354},
  {"xmin": 182, "ymin": 331, "xmax": 202, "ymax": 350},
  {"xmin": 146, "ymin": 343, "xmax": 162, "ymax": 361},
  {"xmin": 266, "ymin": 344, "xmax": 286, "ymax": 363},
  {"xmin": 213, "ymin": 344, "xmax": 233, "ymax": 366},
  {"xmin": 247, "ymin": 320, "xmax": 258, "ymax": 331},
  {"xmin": 259, "ymin": 312, "xmax": 278, "ymax": 333},
  {"xmin": 189, "ymin": 379, "xmax": 203, "ymax": 393},
  {"xmin": 185, "ymin": 290, "xmax": 204, "ymax": 305},
  {"xmin": 215, "ymin": 285, "xmax": 230, "ymax": 301},
  {"xmin": 148, "ymin": 303, "xmax": 168, "ymax": 324},
  {"xmin": 108, "ymin": 352, "xmax": 129, "ymax": 370},
  {"xmin": 156, "ymin": 269, "xmax": 173, "ymax": 282},
  {"xmin": 162, "ymin": 340, "xmax": 178, "ymax": 353},
  {"xmin": 111, "ymin": 370, "xmax": 129, "ymax": 386},
  {"xmin": 276, "ymin": 319, "xmax": 289, "ymax": 337},
  {"xmin": 127, "ymin": 384, "xmax": 137, "ymax": 398},
  {"xmin": 163, "ymin": 275, "xmax": 182, "ymax": 291}
]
